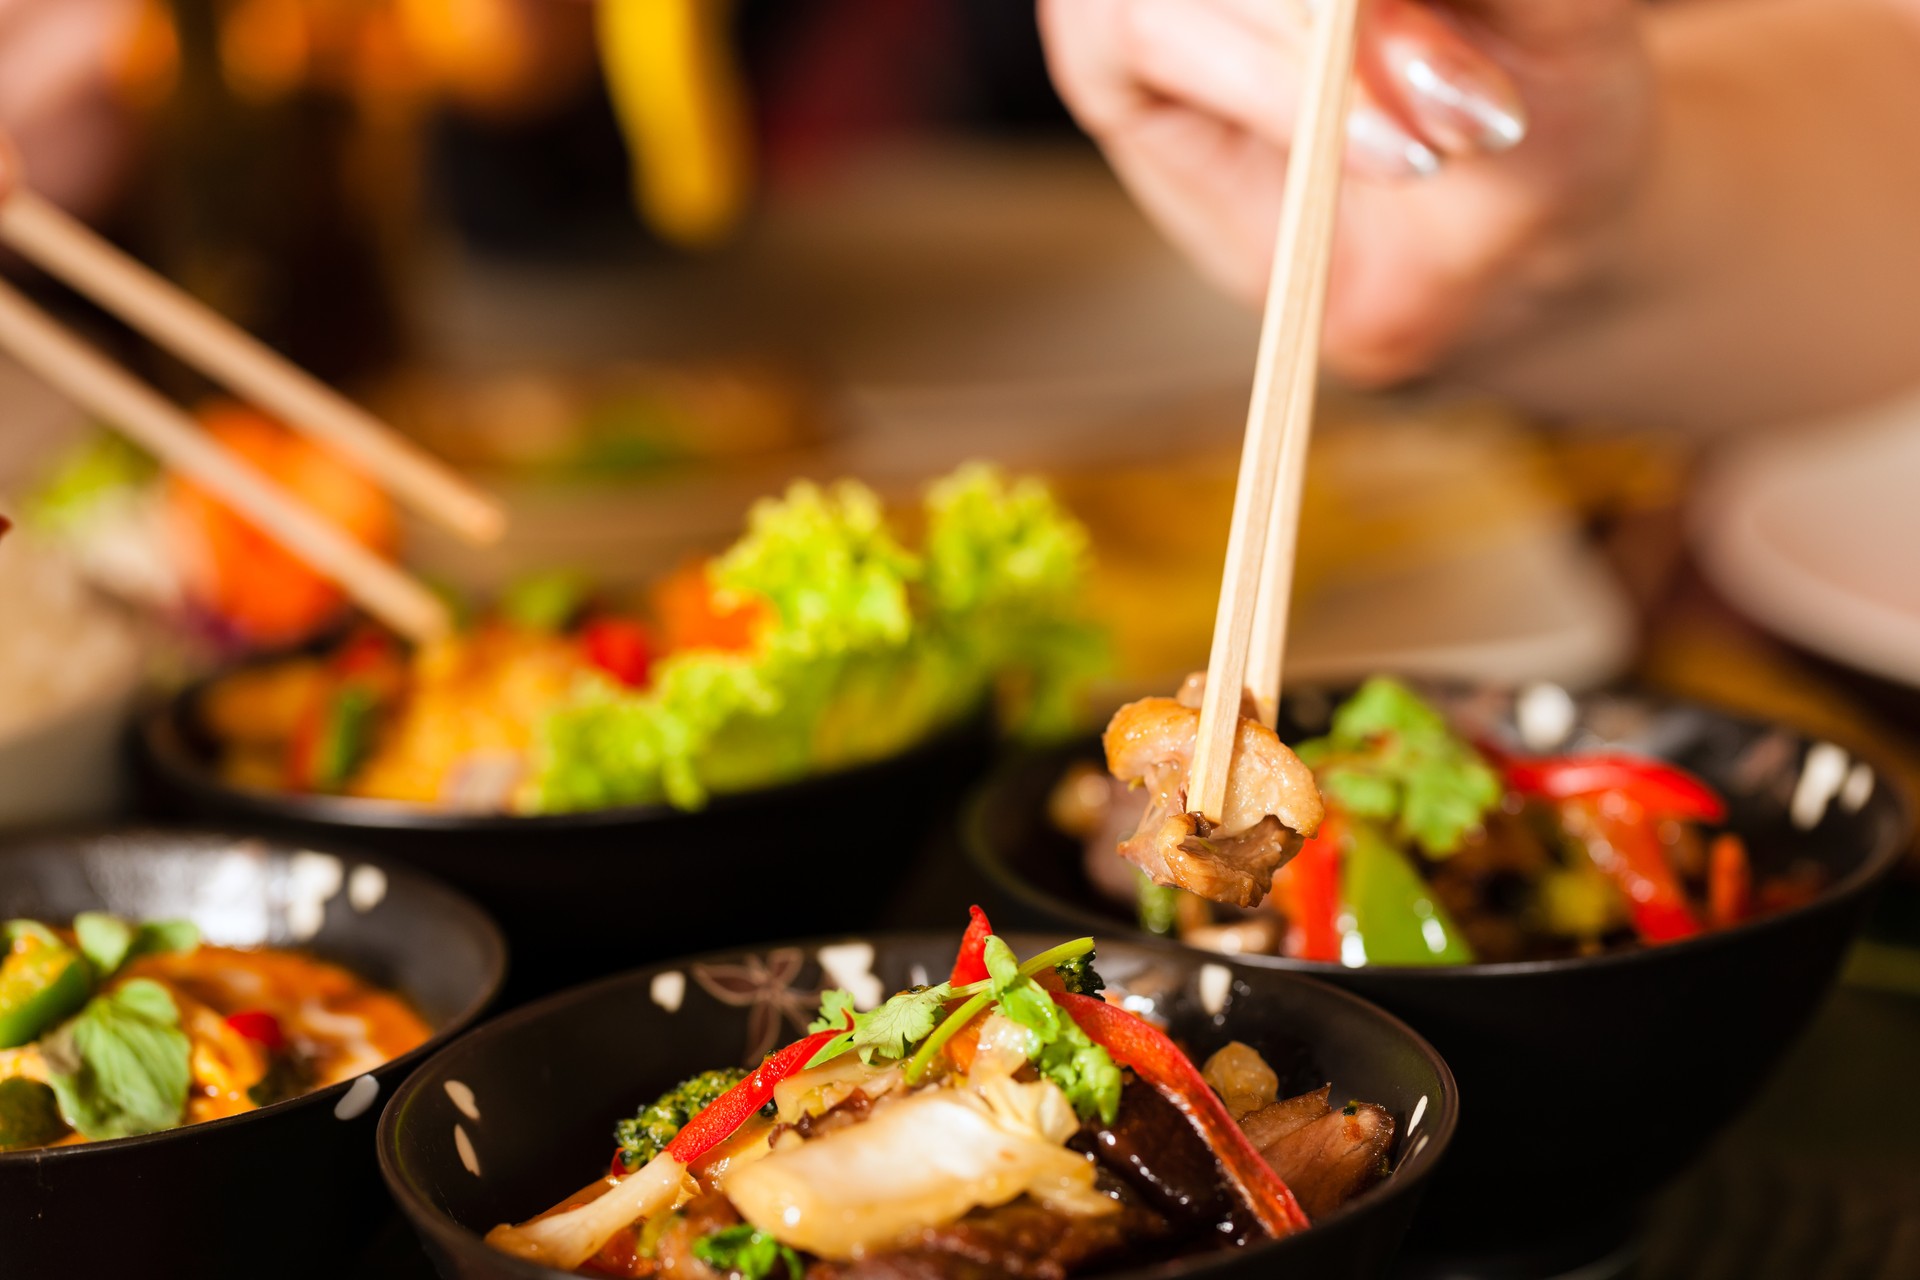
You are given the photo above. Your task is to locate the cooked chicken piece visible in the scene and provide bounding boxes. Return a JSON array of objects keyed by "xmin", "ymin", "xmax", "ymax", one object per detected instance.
[
  {"xmin": 1102, "ymin": 693, "xmax": 1323, "ymax": 908},
  {"xmin": 1255, "ymin": 1098, "xmax": 1394, "ymax": 1221}
]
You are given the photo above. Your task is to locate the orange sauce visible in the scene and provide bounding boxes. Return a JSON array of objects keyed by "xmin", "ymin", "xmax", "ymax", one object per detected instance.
[{"xmin": 123, "ymin": 946, "xmax": 431, "ymax": 1125}]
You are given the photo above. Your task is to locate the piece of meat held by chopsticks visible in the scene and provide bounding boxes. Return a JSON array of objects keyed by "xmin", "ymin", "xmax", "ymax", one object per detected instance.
[{"xmin": 1103, "ymin": 676, "xmax": 1324, "ymax": 908}]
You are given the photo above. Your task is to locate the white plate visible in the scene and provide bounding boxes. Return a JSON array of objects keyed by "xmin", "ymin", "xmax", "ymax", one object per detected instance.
[{"xmin": 1694, "ymin": 392, "xmax": 1920, "ymax": 688}]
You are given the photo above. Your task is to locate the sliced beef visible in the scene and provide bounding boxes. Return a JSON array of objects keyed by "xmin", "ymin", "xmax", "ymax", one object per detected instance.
[
  {"xmin": 1239, "ymin": 1085, "xmax": 1332, "ymax": 1152},
  {"xmin": 1257, "ymin": 1101, "xmax": 1394, "ymax": 1221}
]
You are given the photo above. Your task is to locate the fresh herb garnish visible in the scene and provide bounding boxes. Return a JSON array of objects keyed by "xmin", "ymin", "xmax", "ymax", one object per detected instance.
[
  {"xmin": 41, "ymin": 979, "xmax": 192, "ymax": 1140},
  {"xmin": 72, "ymin": 914, "xmax": 199, "ymax": 983},
  {"xmin": 613, "ymin": 1068, "xmax": 750, "ymax": 1170},
  {"xmin": 805, "ymin": 984, "xmax": 954, "ymax": 1068},
  {"xmin": 1296, "ymin": 677, "xmax": 1502, "ymax": 857},
  {"xmin": 979, "ymin": 937, "xmax": 1121, "ymax": 1125},
  {"xmin": 692, "ymin": 1225, "xmax": 805, "ymax": 1280}
]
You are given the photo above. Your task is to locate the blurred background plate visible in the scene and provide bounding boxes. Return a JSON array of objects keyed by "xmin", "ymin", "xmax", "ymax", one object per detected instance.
[{"xmin": 1695, "ymin": 392, "xmax": 1920, "ymax": 691}]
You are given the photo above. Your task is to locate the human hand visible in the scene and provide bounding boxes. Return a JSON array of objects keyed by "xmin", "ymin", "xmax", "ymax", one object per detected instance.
[
  {"xmin": 0, "ymin": 0, "xmax": 144, "ymax": 211},
  {"xmin": 1039, "ymin": 0, "xmax": 1652, "ymax": 385}
]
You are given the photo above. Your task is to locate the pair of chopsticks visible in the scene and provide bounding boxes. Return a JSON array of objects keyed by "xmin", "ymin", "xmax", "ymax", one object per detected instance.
[
  {"xmin": 0, "ymin": 188, "xmax": 505, "ymax": 643},
  {"xmin": 1187, "ymin": 0, "xmax": 1363, "ymax": 824}
]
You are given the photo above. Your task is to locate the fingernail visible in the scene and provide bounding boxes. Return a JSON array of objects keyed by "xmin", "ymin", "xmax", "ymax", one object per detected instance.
[
  {"xmin": 1400, "ymin": 54, "xmax": 1527, "ymax": 154},
  {"xmin": 1348, "ymin": 107, "xmax": 1442, "ymax": 179}
]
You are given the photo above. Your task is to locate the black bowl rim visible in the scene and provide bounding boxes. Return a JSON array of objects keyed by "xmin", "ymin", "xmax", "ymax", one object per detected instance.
[
  {"xmin": 139, "ymin": 673, "xmax": 990, "ymax": 833},
  {"xmin": 0, "ymin": 825, "xmax": 508, "ymax": 1165},
  {"xmin": 377, "ymin": 930, "xmax": 1460, "ymax": 1280},
  {"xmin": 967, "ymin": 692, "xmax": 1915, "ymax": 980}
]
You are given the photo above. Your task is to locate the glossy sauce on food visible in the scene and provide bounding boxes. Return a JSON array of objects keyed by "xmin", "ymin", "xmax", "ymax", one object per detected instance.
[{"xmin": 123, "ymin": 946, "xmax": 430, "ymax": 1125}]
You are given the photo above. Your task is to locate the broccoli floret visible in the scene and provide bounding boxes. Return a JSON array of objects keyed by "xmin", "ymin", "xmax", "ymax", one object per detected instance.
[
  {"xmin": 1053, "ymin": 951, "xmax": 1106, "ymax": 998},
  {"xmin": 613, "ymin": 1068, "xmax": 748, "ymax": 1170}
]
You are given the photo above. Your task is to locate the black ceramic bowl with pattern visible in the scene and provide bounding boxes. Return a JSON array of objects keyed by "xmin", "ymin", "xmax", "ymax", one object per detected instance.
[
  {"xmin": 377, "ymin": 933, "xmax": 1458, "ymax": 1280},
  {"xmin": 967, "ymin": 686, "xmax": 1912, "ymax": 1273},
  {"xmin": 0, "ymin": 829, "xmax": 505, "ymax": 1280},
  {"xmin": 137, "ymin": 680, "xmax": 994, "ymax": 999}
]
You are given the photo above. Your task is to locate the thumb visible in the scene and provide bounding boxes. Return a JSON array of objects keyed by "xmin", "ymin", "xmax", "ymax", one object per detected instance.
[{"xmin": 0, "ymin": 135, "xmax": 16, "ymax": 203}]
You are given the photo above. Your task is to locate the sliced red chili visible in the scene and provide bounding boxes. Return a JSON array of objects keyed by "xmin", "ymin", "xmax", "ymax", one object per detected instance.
[
  {"xmin": 1562, "ymin": 796, "xmax": 1705, "ymax": 944},
  {"xmin": 949, "ymin": 905, "xmax": 994, "ymax": 986},
  {"xmin": 1708, "ymin": 833, "xmax": 1752, "ymax": 928},
  {"xmin": 665, "ymin": 1022, "xmax": 848, "ymax": 1165},
  {"xmin": 225, "ymin": 1009, "xmax": 288, "ymax": 1052},
  {"xmin": 1272, "ymin": 813, "xmax": 1343, "ymax": 963},
  {"xmin": 1054, "ymin": 991, "xmax": 1309, "ymax": 1239},
  {"xmin": 582, "ymin": 618, "xmax": 654, "ymax": 689},
  {"xmin": 1504, "ymin": 754, "xmax": 1726, "ymax": 824}
]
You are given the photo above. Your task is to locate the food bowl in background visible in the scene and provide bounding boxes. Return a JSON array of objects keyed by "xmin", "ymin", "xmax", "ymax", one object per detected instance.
[
  {"xmin": 378, "ymin": 932, "xmax": 1457, "ymax": 1280},
  {"xmin": 138, "ymin": 688, "xmax": 995, "ymax": 1000},
  {"xmin": 0, "ymin": 830, "xmax": 505, "ymax": 1280},
  {"xmin": 967, "ymin": 688, "xmax": 1911, "ymax": 1275}
]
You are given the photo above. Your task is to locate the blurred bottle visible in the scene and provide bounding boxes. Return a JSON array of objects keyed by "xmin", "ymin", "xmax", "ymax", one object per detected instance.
[{"xmin": 121, "ymin": 0, "xmax": 408, "ymax": 389}]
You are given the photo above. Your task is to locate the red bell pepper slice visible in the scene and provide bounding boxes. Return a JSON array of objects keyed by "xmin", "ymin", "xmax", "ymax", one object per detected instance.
[
  {"xmin": 1563, "ymin": 796, "xmax": 1704, "ymax": 943},
  {"xmin": 1054, "ymin": 991, "xmax": 1309, "ymax": 1239},
  {"xmin": 1271, "ymin": 814, "xmax": 1343, "ymax": 963},
  {"xmin": 225, "ymin": 1010, "xmax": 288, "ymax": 1052},
  {"xmin": 582, "ymin": 618, "xmax": 654, "ymax": 689},
  {"xmin": 1503, "ymin": 754, "xmax": 1726, "ymax": 824},
  {"xmin": 949, "ymin": 905, "xmax": 994, "ymax": 986},
  {"xmin": 663, "ymin": 1021, "xmax": 849, "ymax": 1165},
  {"xmin": 1708, "ymin": 833, "xmax": 1752, "ymax": 928}
]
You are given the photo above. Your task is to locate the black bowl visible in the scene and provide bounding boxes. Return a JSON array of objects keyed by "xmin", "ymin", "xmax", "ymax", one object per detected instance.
[
  {"xmin": 378, "ymin": 932, "xmax": 1457, "ymax": 1280},
  {"xmin": 966, "ymin": 687, "xmax": 1912, "ymax": 1273},
  {"xmin": 136, "ymin": 678, "xmax": 994, "ymax": 999},
  {"xmin": 0, "ymin": 828, "xmax": 505, "ymax": 1280}
]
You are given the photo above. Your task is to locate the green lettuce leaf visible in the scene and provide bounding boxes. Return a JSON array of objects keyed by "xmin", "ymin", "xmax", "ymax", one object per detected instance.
[{"xmin": 532, "ymin": 466, "xmax": 1103, "ymax": 812}]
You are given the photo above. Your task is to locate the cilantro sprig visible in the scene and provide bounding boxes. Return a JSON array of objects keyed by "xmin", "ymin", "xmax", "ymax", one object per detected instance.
[
  {"xmin": 977, "ymin": 938, "xmax": 1121, "ymax": 1124},
  {"xmin": 693, "ymin": 1225, "xmax": 804, "ymax": 1280},
  {"xmin": 805, "ymin": 935, "xmax": 1122, "ymax": 1126},
  {"xmin": 805, "ymin": 984, "xmax": 954, "ymax": 1068},
  {"xmin": 1296, "ymin": 677, "xmax": 1502, "ymax": 857}
]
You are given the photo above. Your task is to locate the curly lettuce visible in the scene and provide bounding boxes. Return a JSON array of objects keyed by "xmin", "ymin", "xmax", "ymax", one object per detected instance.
[{"xmin": 533, "ymin": 466, "xmax": 1102, "ymax": 812}]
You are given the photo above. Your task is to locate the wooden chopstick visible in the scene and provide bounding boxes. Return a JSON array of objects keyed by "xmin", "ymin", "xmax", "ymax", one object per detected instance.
[
  {"xmin": 0, "ymin": 189, "xmax": 505, "ymax": 546},
  {"xmin": 1188, "ymin": 0, "xmax": 1364, "ymax": 822},
  {"xmin": 0, "ymin": 277, "xmax": 452, "ymax": 644}
]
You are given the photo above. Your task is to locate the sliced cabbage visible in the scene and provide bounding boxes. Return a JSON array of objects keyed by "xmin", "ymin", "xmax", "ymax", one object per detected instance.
[
  {"xmin": 725, "ymin": 1080, "xmax": 1112, "ymax": 1260},
  {"xmin": 770, "ymin": 1054, "xmax": 903, "ymax": 1124},
  {"xmin": 485, "ymin": 1150, "xmax": 694, "ymax": 1271}
]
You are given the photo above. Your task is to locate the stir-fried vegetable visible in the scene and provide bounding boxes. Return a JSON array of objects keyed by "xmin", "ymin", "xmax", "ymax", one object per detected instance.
[
  {"xmin": 1054, "ymin": 992, "xmax": 1310, "ymax": 1238},
  {"xmin": 1090, "ymin": 679, "xmax": 1816, "ymax": 966},
  {"xmin": 613, "ymin": 1068, "xmax": 749, "ymax": 1171},
  {"xmin": 488, "ymin": 914, "xmax": 1361, "ymax": 1279},
  {"xmin": 1295, "ymin": 677, "xmax": 1502, "ymax": 858}
]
